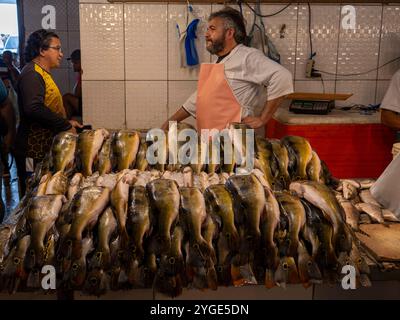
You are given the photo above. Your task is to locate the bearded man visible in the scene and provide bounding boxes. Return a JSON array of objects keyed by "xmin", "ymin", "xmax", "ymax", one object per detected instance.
[{"xmin": 162, "ymin": 7, "xmax": 293, "ymax": 131}]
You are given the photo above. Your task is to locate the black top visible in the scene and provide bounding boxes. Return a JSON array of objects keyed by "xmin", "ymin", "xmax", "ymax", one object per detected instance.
[
  {"xmin": 216, "ymin": 51, "xmax": 231, "ymax": 63},
  {"xmin": 15, "ymin": 62, "xmax": 71, "ymax": 160}
]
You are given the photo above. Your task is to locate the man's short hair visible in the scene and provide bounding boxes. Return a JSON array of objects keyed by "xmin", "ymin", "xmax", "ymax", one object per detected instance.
[{"xmin": 208, "ymin": 7, "xmax": 247, "ymax": 44}]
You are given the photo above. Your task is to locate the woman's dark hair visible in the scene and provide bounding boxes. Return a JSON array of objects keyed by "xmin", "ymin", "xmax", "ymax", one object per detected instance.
[
  {"xmin": 24, "ymin": 29, "xmax": 60, "ymax": 62},
  {"xmin": 208, "ymin": 7, "xmax": 247, "ymax": 44}
]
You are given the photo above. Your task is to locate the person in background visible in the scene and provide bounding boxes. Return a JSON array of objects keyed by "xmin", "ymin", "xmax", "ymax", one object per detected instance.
[
  {"xmin": 370, "ymin": 69, "xmax": 400, "ymax": 218},
  {"xmin": 16, "ymin": 29, "xmax": 82, "ymax": 196},
  {"xmin": 1, "ymin": 51, "xmax": 20, "ymax": 177},
  {"xmin": 0, "ymin": 78, "xmax": 16, "ymax": 222},
  {"xmin": 63, "ymin": 49, "xmax": 82, "ymax": 120},
  {"xmin": 162, "ymin": 7, "xmax": 293, "ymax": 132},
  {"xmin": 2, "ymin": 50, "xmax": 20, "ymax": 91}
]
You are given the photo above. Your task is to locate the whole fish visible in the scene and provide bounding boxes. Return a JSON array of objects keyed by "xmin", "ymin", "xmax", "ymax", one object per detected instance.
[
  {"xmin": 338, "ymin": 199, "xmax": 360, "ymax": 231},
  {"xmin": 281, "ymin": 136, "xmax": 313, "ymax": 180},
  {"xmin": 111, "ymin": 170, "xmax": 136, "ymax": 249},
  {"xmin": 128, "ymin": 186, "xmax": 151, "ymax": 260},
  {"xmin": 179, "ymin": 187, "xmax": 210, "ymax": 258},
  {"xmin": 359, "ymin": 190, "xmax": 382, "ymax": 208},
  {"xmin": 1, "ymin": 235, "xmax": 31, "ymax": 294},
  {"xmin": 270, "ymin": 139, "xmax": 290, "ymax": 188},
  {"xmin": 290, "ymin": 181, "xmax": 352, "ymax": 254},
  {"xmin": 63, "ymin": 186, "xmax": 110, "ymax": 261},
  {"xmin": 146, "ymin": 179, "xmax": 180, "ymax": 253},
  {"xmin": 306, "ymin": 151, "xmax": 322, "ymax": 183},
  {"xmin": 0, "ymin": 225, "xmax": 12, "ymax": 265},
  {"xmin": 226, "ymin": 173, "xmax": 265, "ymax": 243},
  {"xmin": 66, "ymin": 237, "xmax": 94, "ymax": 289},
  {"xmin": 78, "ymin": 129, "xmax": 110, "ymax": 176},
  {"xmin": 254, "ymin": 136, "xmax": 278, "ymax": 188},
  {"xmin": 204, "ymin": 184, "xmax": 239, "ymax": 251},
  {"xmin": 97, "ymin": 137, "xmax": 113, "ymax": 175},
  {"xmin": 45, "ymin": 171, "xmax": 69, "ymax": 195},
  {"xmin": 261, "ymin": 187, "xmax": 280, "ymax": 269},
  {"xmin": 113, "ymin": 130, "xmax": 140, "ymax": 171},
  {"xmin": 297, "ymin": 240, "xmax": 322, "ymax": 287},
  {"xmin": 135, "ymin": 137, "xmax": 149, "ymax": 171},
  {"xmin": 382, "ymin": 209, "xmax": 400, "ymax": 222},
  {"xmin": 275, "ymin": 191, "xmax": 306, "ymax": 257},
  {"xmin": 91, "ymin": 207, "xmax": 117, "ymax": 270},
  {"xmin": 355, "ymin": 203, "xmax": 387, "ymax": 225},
  {"xmin": 26, "ymin": 195, "xmax": 66, "ymax": 266},
  {"xmin": 51, "ymin": 132, "xmax": 77, "ymax": 173},
  {"xmin": 67, "ymin": 173, "xmax": 84, "ymax": 201}
]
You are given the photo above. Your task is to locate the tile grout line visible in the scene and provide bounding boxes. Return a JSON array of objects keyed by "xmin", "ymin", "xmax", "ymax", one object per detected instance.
[
  {"xmin": 375, "ymin": 4, "xmax": 384, "ymax": 105},
  {"xmin": 334, "ymin": 3, "xmax": 341, "ymax": 95},
  {"xmin": 122, "ymin": 3, "xmax": 127, "ymax": 129},
  {"xmin": 293, "ymin": 2, "xmax": 300, "ymax": 89},
  {"xmin": 167, "ymin": 3, "xmax": 169, "ymax": 120}
]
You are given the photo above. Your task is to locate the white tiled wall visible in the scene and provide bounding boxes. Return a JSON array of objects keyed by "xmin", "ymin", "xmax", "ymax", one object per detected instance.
[
  {"xmin": 23, "ymin": 0, "xmax": 81, "ymax": 94},
  {"xmin": 78, "ymin": 2, "xmax": 400, "ymax": 129}
]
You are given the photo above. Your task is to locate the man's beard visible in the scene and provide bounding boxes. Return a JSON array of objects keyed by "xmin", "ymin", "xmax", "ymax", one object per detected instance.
[{"xmin": 206, "ymin": 36, "xmax": 226, "ymax": 55}]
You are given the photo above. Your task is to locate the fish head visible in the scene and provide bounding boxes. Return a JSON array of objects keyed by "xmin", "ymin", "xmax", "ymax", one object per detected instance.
[
  {"xmin": 298, "ymin": 256, "xmax": 322, "ymax": 284},
  {"xmin": 338, "ymin": 230, "xmax": 353, "ymax": 254},
  {"xmin": 69, "ymin": 258, "xmax": 87, "ymax": 287},
  {"xmin": 274, "ymin": 256, "xmax": 299, "ymax": 287},
  {"xmin": 85, "ymin": 268, "xmax": 109, "ymax": 296}
]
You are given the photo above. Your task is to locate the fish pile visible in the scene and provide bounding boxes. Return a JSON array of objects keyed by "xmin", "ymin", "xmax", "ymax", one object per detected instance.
[
  {"xmin": 335, "ymin": 179, "xmax": 400, "ymax": 230},
  {"xmin": 0, "ymin": 126, "xmax": 375, "ymax": 297}
]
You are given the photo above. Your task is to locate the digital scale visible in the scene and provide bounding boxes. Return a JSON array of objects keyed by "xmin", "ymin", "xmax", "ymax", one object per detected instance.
[{"xmin": 286, "ymin": 92, "xmax": 353, "ymax": 115}]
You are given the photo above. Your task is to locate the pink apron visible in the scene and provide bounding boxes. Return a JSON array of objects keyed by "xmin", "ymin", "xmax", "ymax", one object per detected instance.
[{"xmin": 196, "ymin": 63, "xmax": 241, "ymax": 131}]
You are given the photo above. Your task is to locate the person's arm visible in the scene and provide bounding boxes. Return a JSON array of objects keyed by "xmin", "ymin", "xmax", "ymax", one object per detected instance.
[
  {"xmin": 241, "ymin": 51, "xmax": 293, "ymax": 129},
  {"xmin": 19, "ymin": 70, "xmax": 72, "ymax": 132},
  {"xmin": 381, "ymin": 109, "xmax": 400, "ymax": 130},
  {"xmin": 242, "ymin": 96, "xmax": 285, "ymax": 129},
  {"xmin": 161, "ymin": 90, "xmax": 197, "ymax": 130},
  {"xmin": 161, "ymin": 107, "xmax": 191, "ymax": 131},
  {"xmin": 0, "ymin": 97, "xmax": 16, "ymax": 153}
]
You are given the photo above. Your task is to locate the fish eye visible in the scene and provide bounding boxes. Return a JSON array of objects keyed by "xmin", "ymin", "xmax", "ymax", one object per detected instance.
[
  {"xmin": 169, "ymin": 257, "xmax": 175, "ymax": 265},
  {"xmin": 193, "ymin": 243, "xmax": 199, "ymax": 250},
  {"xmin": 307, "ymin": 261, "xmax": 312, "ymax": 267},
  {"xmin": 30, "ymin": 250, "xmax": 35, "ymax": 256},
  {"xmin": 358, "ymin": 258, "xmax": 362, "ymax": 264},
  {"xmin": 13, "ymin": 257, "xmax": 21, "ymax": 265},
  {"xmin": 66, "ymin": 240, "xmax": 72, "ymax": 246},
  {"xmin": 72, "ymin": 263, "xmax": 79, "ymax": 270},
  {"xmin": 96, "ymin": 252, "xmax": 102, "ymax": 258},
  {"xmin": 283, "ymin": 262, "xmax": 288, "ymax": 270},
  {"xmin": 217, "ymin": 266, "xmax": 223, "ymax": 272},
  {"xmin": 90, "ymin": 277, "xmax": 98, "ymax": 286},
  {"xmin": 57, "ymin": 254, "xmax": 63, "ymax": 261},
  {"xmin": 131, "ymin": 246, "xmax": 137, "ymax": 253}
]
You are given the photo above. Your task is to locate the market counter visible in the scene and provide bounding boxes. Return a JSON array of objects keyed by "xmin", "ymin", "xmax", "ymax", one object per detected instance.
[{"xmin": 266, "ymin": 105, "xmax": 396, "ymax": 178}]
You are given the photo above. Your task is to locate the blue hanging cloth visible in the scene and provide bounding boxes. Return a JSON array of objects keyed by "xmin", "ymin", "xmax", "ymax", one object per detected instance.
[{"xmin": 185, "ymin": 18, "xmax": 200, "ymax": 66}]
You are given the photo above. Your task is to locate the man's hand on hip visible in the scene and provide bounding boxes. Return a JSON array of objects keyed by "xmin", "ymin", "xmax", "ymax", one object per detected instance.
[{"xmin": 242, "ymin": 116, "xmax": 265, "ymax": 129}]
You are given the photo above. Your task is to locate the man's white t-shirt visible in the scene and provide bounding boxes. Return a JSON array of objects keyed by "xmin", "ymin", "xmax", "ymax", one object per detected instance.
[
  {"xmin": 182, "ymin": 44, "xmax": 294, "ymax": 118},
  {"xmin": 381, "ymin": 69, "xmax": 400, "ymax": 113}
]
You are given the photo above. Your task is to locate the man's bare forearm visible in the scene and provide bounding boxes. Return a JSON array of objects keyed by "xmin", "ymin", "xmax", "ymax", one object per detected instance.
[
  {"xmin": 260, "ymin": 97, "xmax": 284, "ymax": 124},
  {"xmin": 381, "ymin": 109, "xmax": 400, "ymax": 131},
  {"xmin": 162, "ymin": 107, "xmax": 191, "ymax": 130}
]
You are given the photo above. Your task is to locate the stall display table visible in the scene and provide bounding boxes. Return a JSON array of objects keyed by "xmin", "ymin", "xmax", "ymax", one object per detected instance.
[{"xmin": 266, "ymin": 105, "xmax": 395, "ymax": 178}]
